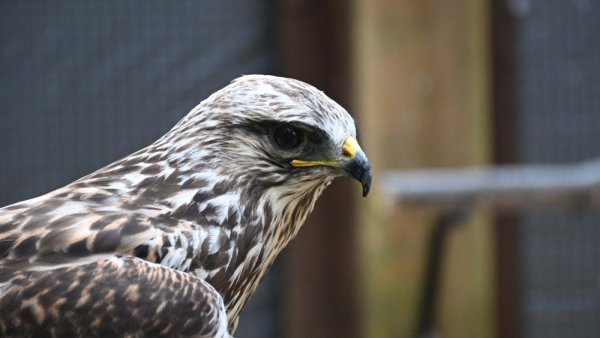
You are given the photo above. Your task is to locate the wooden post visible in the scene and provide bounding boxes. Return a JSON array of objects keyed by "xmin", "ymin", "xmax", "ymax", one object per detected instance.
[
  {"xmin": 280, "ymin": 1, "xmax": 360, "ymax": 338},
  {"xmin": 491, "ymin": 1, "xmax": 523, "ymax": 337},
  {"xmin": 355, "ymin": 0, "xmax": 494, "ymax": 337}
]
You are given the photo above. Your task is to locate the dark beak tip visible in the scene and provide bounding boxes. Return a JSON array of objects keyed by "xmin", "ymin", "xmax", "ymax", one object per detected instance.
[
  {"xmin": 361, "ymin": 168, "xmax": 372, "ymax": 197},
  {"xmin": 341, "ymin": 149, "xmax": 372, "ymax": 198}
]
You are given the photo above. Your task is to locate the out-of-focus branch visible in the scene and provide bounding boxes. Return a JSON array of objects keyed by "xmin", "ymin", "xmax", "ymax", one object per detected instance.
[{"xmin": 381, "ymin": 159, "xmax": 600, "ymax": 210}]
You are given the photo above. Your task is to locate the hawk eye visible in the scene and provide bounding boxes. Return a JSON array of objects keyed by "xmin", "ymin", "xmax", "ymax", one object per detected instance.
[{"xmin": 274, "ymin": 125, "xmax": 304, "ymax": 149}]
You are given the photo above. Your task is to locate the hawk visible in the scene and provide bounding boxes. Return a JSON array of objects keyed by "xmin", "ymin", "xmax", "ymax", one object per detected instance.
[{"xmin": 0, "ymin": 75, "xmax": 371, "ymax": 337}]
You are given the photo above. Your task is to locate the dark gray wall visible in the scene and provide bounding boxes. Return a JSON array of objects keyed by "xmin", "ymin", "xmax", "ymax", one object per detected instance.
[
  {"xmin": 0, "ymin": 2, "xmax": 280, "ymax": 337},
  {"xmin": 511, "ymin": 1, "xmax": 600, "ymax": 337}
]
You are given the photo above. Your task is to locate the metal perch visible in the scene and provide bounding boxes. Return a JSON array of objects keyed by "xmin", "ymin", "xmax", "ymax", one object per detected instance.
[{"xmin": 381, "ymin": 158, "xmax": 600, "ymax": 209}]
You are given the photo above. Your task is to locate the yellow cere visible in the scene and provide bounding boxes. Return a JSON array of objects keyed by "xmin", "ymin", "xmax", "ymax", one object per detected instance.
[{"xmin": 342, "ymin": 136, "xmax": 359, "ymax": 159}]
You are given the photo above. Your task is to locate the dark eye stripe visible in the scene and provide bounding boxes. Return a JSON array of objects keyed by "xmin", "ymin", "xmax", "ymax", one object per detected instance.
[{"xmin": 236, "ymin": 120, "xmax": 330, "ymax": 148}]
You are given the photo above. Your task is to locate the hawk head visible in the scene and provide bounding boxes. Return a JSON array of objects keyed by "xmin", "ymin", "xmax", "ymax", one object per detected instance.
[{"xmin": 159, "ymin": 74, "xmax": 372, "ymax": 203}]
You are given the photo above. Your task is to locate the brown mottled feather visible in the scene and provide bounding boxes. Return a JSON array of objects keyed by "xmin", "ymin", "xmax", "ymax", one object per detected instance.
[{"xmin": 0, "ymin": 256, "xmax": 227, "ymax": 338}]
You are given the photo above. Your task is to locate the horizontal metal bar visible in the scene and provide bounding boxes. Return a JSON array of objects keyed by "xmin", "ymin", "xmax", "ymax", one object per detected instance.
[{"xmin": 381, "ymin": 158, "xmax": 600, "ymax": 209}]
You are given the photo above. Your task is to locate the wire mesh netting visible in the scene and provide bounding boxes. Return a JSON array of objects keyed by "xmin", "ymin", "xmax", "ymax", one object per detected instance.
[
  {"xmin": 0, "ymin": 1, "xmax": 280, "ymax": 337},
  {"xmin": 512, "ymin": 1, "xmax": 600, "ymax": 337}
]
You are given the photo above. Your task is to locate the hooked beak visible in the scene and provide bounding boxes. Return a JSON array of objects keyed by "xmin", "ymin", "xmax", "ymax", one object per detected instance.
[
  {"xmin": 290, "ymin": 136, "xmax": 372, "ymax": 197},
  {"xmin": 339, "ymin": 136, "xmax": 372, "ymax": 197}
]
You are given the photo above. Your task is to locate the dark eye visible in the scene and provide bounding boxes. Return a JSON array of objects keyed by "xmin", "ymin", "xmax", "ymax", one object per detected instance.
[{"xmin": 274, "ymin": 125, "xmax": 304, "ymax": 149}]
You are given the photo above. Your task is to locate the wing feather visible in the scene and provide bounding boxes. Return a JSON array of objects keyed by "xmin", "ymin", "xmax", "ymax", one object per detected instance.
[
  {"xmin": 0, "ymin": 256, "xmax": 230, "ymax": 338},
  {"xmin": 0, "ymin": 196, "xmax": 172, "ymax": 268}
]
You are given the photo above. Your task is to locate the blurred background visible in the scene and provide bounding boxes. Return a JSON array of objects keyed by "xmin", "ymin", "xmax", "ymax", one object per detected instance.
[{"xmin": 1, "ymin": 1, "xmax": 599, "ymax": 338}]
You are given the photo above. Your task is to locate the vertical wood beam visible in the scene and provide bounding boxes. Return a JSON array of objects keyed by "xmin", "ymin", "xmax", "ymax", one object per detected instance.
[
  {"xmin": 355, "ymin": 0, "xmax": 494, "ymax": 337},
  {"xmin": 491, "ymin": 1, "xmax": 523, "ymax": 338},
  {"xmin": 279, "ymin": 1, "xmax": 360, "ymax": 338}
]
